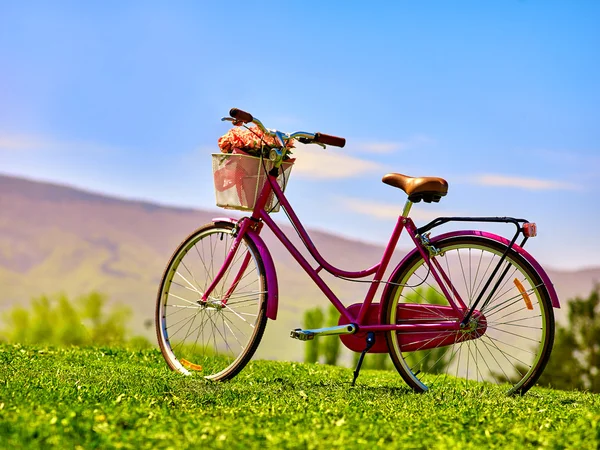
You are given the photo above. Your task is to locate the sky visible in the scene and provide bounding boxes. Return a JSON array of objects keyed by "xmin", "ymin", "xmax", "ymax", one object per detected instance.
[{"xmin": 1, "ymin": 1, "xmax": 599, "ymax": 270}]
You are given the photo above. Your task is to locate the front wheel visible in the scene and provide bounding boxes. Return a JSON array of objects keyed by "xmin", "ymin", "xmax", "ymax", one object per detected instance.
[
  {"xmin": 382, "ymin": 235, "xmax": 555, "ymax": 395},
  {"xmin": 156, "ymin": 222, "xmax": 268, "ymax": 381}
]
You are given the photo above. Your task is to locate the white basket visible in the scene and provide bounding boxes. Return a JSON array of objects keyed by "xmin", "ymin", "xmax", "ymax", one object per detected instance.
[{"xmin": 212, "ymin": 152, "xmax": 293, "ymax": 212}]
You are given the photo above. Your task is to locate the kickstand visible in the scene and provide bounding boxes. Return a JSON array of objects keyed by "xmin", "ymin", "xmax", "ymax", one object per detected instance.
[{"xmin": 351, "ymin": 332, "xmax": 376, "ymax": 386}]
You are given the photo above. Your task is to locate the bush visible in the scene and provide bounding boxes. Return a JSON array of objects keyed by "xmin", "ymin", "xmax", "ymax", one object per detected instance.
[
  {"xmin": 539, "ymin": 285, "xmax": 600, "ymax": 392},
  {"xmin": 1, "ymin": 292, "xmax": 151, "ymax": 348}
]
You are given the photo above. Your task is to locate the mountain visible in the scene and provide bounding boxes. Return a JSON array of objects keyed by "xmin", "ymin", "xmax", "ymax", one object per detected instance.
[
  {"xmin": 1, "ymin": 173, "xmax": 598, "ymax": 361},
  {"xmin": 0, "ymin": 173, "xmax": 398, "ymax": 360}
]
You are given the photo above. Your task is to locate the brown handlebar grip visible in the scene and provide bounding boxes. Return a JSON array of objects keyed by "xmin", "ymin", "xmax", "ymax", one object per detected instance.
[
  {"xmin": 314, "ymin": 132, "xmax": 346, "ymax": 148},
  {"xmin": 229, "ymin": 108, "xmax": 254, "ymax": 123}
]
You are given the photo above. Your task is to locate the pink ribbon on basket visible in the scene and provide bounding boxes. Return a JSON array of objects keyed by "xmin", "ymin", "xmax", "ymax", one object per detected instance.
[
  {"xmin": 214, "ymin": 148, "xmax": 295, "ymax": 209},
  {"xmin": 213, "ymin": 149, "xmax": 250, "ymax": 194}
]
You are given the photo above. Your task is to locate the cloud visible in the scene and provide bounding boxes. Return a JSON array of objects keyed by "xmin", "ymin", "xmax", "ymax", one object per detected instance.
[
  {"xmin": 471, "ymin": 174, "xmax": 582, "ymax": 191},
  {"xmin": 0, "ymin": 134, "xmax": 60, "ymax": 151},
  {"xmin": 291, "ymin": 144, "xmax": 384, "ymax": 179},
  {"xmin": 0, "ymin": 132, "xmax": 118, "ymax": 155},
  {"xmin": 338, "ymin": 197, "xmax": 459, "ymax": 222},
  {"xmin": 359, "ymin": 142, "xmax": 404, "ymax": 154},
  {"xmin": 535, "ymin": 149, "xmax": 600, "ymax": 166},
  {"xmin": 350, "ymin": 135, "xmax": 436, "ymax": 154},
  {"xmin": 534, "ymin": 150, "xmax": 600, "ymax": 181}
]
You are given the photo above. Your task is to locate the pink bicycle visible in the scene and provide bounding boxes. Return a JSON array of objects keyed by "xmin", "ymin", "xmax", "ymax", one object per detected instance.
[{"xmin": 156, "ymin": 108, "xmax": 559, "ymax": 394}]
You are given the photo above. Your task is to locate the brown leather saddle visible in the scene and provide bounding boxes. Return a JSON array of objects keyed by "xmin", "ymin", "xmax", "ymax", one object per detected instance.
[{"xmin": 382, "ymin": 173, "xmax": 448, "ymax": 203}]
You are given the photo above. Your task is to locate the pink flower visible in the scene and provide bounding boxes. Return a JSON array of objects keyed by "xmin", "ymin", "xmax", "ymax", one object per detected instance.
[{"xmin": 218, "ymin": 126, "xmax": 294, "ymax": 155}]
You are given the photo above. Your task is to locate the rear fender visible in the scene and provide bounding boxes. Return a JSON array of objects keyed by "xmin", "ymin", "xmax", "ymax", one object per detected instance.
[
  {"xmin": 381, "ymin": 230, "xmax": 560, "ymax": 309},
  {"xmin": 213, "ymin": 218, "xmax": 279, "ymax": 320}
]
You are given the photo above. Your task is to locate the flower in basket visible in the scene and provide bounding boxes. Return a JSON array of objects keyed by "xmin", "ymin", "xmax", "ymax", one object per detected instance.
[
  {"xmin": 218, "ymin": 125, "xmax": 294, "ymax": 158},
  {"xmin": 214, "ymin": 125, "xmax": 296, "ymax": 211}
]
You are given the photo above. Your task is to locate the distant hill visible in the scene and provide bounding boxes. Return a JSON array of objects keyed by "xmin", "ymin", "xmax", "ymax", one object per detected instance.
[{"xmin": 1, "ymin": 173, "xmax": 598, "ymax": 360}]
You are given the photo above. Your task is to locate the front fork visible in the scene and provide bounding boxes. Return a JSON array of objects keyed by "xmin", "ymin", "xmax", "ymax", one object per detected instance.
[
  {"xmin": 221, "ymin": 252, "xmax": 253, "ymax": 303},
  {"xmin": 200, "ymin": 218, "xmax": 256, "ymax": 306}
]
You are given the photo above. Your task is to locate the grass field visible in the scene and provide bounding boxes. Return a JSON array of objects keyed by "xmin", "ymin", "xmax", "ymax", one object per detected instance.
[{"xmin": 0, "ymin": 344, "xmax": 598, "ymax": 449}]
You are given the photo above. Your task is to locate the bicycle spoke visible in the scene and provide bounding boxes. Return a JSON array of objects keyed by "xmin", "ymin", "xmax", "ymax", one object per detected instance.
[
  {"xmin": 167, "ymin": 292, "xmax": 201, "ymax": 307},
  {"xmin": 174, "ymin": 271, "xmax": 203, "ymax": 295},
  {"xmin": 180, "ymin": 258, "xmax": 205, "ymax": 295},
  {"xmin": 157, "ymin": 224, "xmax": 267, "ymax": 380},
  {"xmin": 457, "ymin": 249, "xmax": 470, "ymax": 302},
  {"xmin": 384, "ymin": 235, "xmax": 553, "ymax": 394},
  {"xmin": 486, "ymin": 324, "xmax": 541, "ymax": 342},
  {"xmin": 489, "ymin": 315, "xmax": 542, "ymax": 328},
  {"xmin": 222, "ymin": 316, "xmax": 246, "ymax": 351},
  {"xmin": 169, "ymin": 312, "xmax": 201, "ymax": 343},
  {"xmin": 488, "ymin": 301, "xmax": 537, "ymax": 322},
  {"xmin": 474, "ymin": 341, "xmax": 502, "ymax": 385},
  {"xmin": 481, "ymin": 334, "xmax": 531, "ymax": 373}
]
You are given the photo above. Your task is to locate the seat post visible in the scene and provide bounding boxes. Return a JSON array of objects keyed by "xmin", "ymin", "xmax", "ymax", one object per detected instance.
[{"xmin": 402, "ymin": 199, "xmax": 413, "ymax": 218}]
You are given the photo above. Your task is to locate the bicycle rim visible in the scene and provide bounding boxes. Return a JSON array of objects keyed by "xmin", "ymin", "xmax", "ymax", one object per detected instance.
[
  {"xmin": 156, "ymin": 222, "xmax": 268, "ymax": 381},
  {"xmin": 383, "ymin": 236, "xmax": 554, "ymax": 394}
]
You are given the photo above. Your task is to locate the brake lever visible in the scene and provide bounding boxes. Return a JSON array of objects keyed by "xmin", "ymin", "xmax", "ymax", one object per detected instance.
[
  {"xmin": 222, "ymin": 117, "xmax": 246, "ymax": 126},
  {"xmin": 297, "ymin": 137, "xmax": 326, "ymax": 149}
]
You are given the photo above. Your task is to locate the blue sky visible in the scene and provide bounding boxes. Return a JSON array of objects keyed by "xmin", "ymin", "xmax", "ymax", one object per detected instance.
[{"xmin": 1, "ymin": 1, "xmax": 599, "ymax": 270}]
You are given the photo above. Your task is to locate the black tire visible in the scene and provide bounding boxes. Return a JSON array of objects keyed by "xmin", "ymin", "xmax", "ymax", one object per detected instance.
[
  {"xmin": 382, "ymin": 235, "xmax": 555, "ymax": 395},
  {"xmin": 156, "ymin": 222, "xmax": 268, "ymax": 381}
]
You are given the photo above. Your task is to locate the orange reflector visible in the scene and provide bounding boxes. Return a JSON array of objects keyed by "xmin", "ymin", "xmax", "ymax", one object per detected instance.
[
  {"xmin": 523, "ymin": 223, "xmax": 537, "ymax": 237},
  {"xmin": 180, "ymin": 359, "xmax": 203, "ymax": 371},
  {"xmin": 514, "ymin": 278, "xmax": 533, "ymax": 310}
]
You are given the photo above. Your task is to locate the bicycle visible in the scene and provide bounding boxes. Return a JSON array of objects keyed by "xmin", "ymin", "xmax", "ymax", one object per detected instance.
[{"xmin": 155, "ymin": 108, "xmax": 559, "ymax": 394}]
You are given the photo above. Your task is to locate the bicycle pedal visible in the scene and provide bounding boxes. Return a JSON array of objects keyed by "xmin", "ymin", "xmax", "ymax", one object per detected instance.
[{"xmin": 290, "ymin": 328, "xmax": 315, "ymax": 341}]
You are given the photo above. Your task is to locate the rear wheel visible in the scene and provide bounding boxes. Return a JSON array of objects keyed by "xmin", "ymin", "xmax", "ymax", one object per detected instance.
[
  {"xmin": 382, "ymin": 235, "xmax": 554, "ymax": 394},
  {"xmin": 156, "ymin": 222, "xmax": 268, "ymax": 380}
]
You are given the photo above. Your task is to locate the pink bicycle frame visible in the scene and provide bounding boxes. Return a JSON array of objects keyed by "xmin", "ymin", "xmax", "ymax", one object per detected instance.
[
  {"xmin": 202, "ymin": 167, "xmax": 560, "ymax": 342},
  {"xmin": 202, "ymin": 169, "xmax": 472, "ymax": 337}
]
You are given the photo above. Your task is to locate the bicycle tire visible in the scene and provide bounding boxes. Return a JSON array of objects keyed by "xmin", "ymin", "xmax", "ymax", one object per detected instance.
[
  {"xmin": 382, "ymin": 235, "xmax": 555, "ymax": 395},
  {"xmin": 156, "ymin": 221, "xmax": 268, "ymax": 381}
]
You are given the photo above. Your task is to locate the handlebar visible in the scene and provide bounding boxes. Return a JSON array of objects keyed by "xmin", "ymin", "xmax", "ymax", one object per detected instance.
[
  {"xmin": 229, "ymin": 108, "xmax": 253, "ymax": 124},
  {"xmin": 224, "ymin": 107, "xmax": 346, "ymax": 148},
  {"xmin": 314, "ymin": 132, "xmax": 346, "ymax": 148}
]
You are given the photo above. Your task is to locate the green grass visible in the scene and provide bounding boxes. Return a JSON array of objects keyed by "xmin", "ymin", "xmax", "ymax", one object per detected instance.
[{"xmin": 0, "ymin": 344, "xmax": 598, "ymax": 449}]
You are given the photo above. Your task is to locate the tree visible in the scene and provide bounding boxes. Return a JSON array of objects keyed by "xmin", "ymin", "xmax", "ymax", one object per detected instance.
[
  {"xmin": 321, "ymin": 305, "xmax": 341, "ymax": 365},
  {"xmin": 1, "ymin": 292, "xmax": 151, "ymax": 349},
  {"xmin": 302, "ymin": 307, "xmax": 324, "ymax": 363},
  {"xmin": 538, "ymin": 285, "xmax": 600, "ymax": 392},
  {"xmin": 302, "ymin": 305, "xmax": 344, "ymax": 365}
]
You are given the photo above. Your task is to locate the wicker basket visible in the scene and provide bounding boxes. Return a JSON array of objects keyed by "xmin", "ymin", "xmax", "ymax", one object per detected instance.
[{"xmin": 212, "ymin": 152, "xmax": 293, "ymax": 212}]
